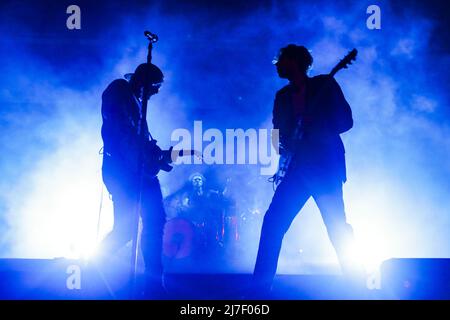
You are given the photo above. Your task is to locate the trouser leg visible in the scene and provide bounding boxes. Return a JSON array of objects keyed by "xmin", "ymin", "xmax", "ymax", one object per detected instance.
[
  {"xmin": 99, "ymin": 190, "xmax": 135, "ymax": 257},
  {"xmin": 253, "ymin": 172, "xmax": 310, "ymax": 290},
  {"xmin": 140, "ymin": 178, "xmax": 166, "ymax": 291},
  {"xmin": 312, "ymin": 180, "xmax": 361, "ymax": 276}
]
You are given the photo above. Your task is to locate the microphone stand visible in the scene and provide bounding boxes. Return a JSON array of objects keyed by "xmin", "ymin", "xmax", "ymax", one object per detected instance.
[
  {"xmin": 129, "ymin": 31, "xmax": 158, "ymax": 299},
  {"xmin": 129, "ymin": 89, "xmax": 149, "ymax": 299}
]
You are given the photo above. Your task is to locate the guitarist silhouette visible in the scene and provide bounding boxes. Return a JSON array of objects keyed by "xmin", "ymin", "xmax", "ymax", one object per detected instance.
[
  {"xmin": 99, "ymin": 31, "xmax": 169, "ymax": 298},
  {"xmin": 251, "ymin": 44, "xmax": 363, "ymax": 296}
]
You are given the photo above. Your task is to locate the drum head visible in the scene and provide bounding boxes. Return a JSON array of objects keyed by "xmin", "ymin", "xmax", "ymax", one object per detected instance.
[{"xmin": 163, "ymin": 218, "xmax": 195, "ymax": 259}]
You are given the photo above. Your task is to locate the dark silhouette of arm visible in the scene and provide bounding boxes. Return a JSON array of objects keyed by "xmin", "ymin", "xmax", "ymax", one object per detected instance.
[{"xmin": 328, "ymin": 77, "xmax": 353, "ymax": 134}]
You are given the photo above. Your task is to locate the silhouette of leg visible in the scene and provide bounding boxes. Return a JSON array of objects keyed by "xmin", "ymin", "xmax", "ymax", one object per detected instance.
[
  {"xmin": 312, "ymin": 179, "xmax": 362, "ymax": 276},
  {"xmin": 99, "ymin": 190, "xmax": 135, "ymax": 257},
  {"xmin": 253, "ymin": 170, "xmax": 311, "ymax": 294},
  {"xmin": 140, "ymin": 178, "xmax": 166, "ymax": 297}
]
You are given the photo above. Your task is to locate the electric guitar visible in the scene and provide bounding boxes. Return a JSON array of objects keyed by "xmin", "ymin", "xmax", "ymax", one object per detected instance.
[
  {"xmin": 144, "ymin": 141, "xmax": 202, "ymax": 178},
  {"xmin": 271, "ymin": 48, "xmax": 358, "ymax": 187},
  {"xmin": 138, "ymin": 31, "xmax": 202, "ymax": 178}
]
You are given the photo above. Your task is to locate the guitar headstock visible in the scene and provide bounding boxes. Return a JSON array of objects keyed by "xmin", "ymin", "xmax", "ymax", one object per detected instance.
[{"xmin": 330, "ymin": 48, "xmax": 357, "ymax": 76}]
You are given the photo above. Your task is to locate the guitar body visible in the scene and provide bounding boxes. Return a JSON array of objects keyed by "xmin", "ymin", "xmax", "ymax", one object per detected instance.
[
  {"xmin": 142, "ymin": 140, "xmax": 166, "ymax": 179},
  {"xmin": 143, "ymin": 140, "xmax": 202, "ymax": 179},
  {"xmin": 272, "ymin": 118, "xmax": 302, "ymax": 185}
]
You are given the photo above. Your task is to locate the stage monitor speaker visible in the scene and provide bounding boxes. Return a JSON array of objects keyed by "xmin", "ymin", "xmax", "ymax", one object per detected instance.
[{"xmin": 381, "ymin": 258, "xmax": 450, "ymax": 299}]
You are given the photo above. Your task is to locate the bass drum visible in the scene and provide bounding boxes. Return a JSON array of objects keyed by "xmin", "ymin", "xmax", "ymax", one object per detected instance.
[{"xmin": 163, "ymin": 218, "xmax": 196, "ymax": 259}]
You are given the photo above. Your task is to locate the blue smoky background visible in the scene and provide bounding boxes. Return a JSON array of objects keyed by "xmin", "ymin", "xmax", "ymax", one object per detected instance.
[{"xmin": 0, "ymin": 0, "xmax": 449, "ymax": 274}]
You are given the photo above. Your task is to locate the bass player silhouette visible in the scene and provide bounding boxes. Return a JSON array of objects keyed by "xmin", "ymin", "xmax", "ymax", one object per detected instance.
[{"xmin": 252, "ymin": 44, "xmax": 363, "ymax": 296}]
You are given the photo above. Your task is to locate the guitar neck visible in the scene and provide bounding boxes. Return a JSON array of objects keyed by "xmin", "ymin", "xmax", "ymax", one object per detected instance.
[
  {"xmin": 328, "ymin": 48, "xmax": 357, "ymax": 78},
  {"xmin": 329, "ymin": 67, "xmax": 339, "ymax": 78},
  {"xmin": 329, "ymin": 63, "xmax": 344, "ymax": 77}
]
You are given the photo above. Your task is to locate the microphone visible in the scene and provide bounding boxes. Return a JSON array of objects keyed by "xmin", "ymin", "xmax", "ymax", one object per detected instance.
[{"xmin": 144, "ymin": 31, "xmax": 158, "ymax": 43}]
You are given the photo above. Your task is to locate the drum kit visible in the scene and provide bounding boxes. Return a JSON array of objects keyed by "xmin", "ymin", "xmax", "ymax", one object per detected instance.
[
  {"xmin": 162, "ymin": 197, "xmax": 259, "ymax": 262},
  {"xmin": 162, "ymin": 172, "xmax": 266, "ymax": 268}
]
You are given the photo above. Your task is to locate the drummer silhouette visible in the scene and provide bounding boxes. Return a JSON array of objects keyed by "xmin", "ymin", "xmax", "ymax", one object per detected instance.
[{"xmin": 162, "ymin": 172, "xmax": 226, "ymax": 270}]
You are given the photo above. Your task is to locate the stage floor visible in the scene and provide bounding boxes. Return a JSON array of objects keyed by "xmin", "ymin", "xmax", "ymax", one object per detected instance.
[{"xmin": 0, "ymin": 258, "xmax": 448, "ymax": 300}]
